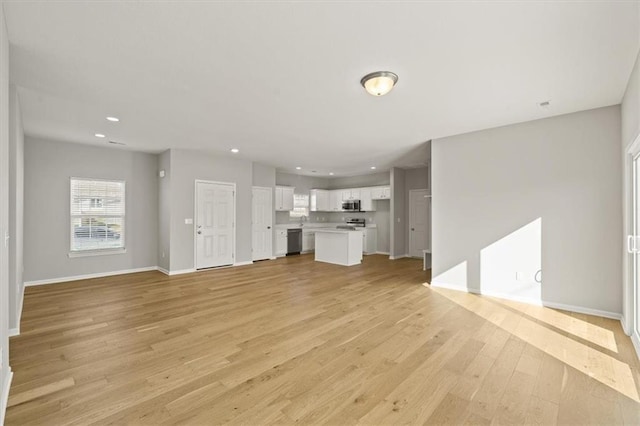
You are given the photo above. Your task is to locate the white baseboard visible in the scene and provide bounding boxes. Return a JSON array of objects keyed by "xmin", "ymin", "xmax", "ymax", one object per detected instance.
[
  {"xmin": 167, "ymin": 268, "xmax": 196, "ymax": 276},
  {"xmin": 376, "ymin": 251, "xmax": 390, "ymax": 255},
  {"xmin": 430, "ymin": 281, "xmax": 622, "ymax": 321},
  {"xmin": 233, "ymin": 261, "xmax": 253, "ymax": 267},
  {"xmin": 541, "ymin": 301, "xmax": 622, "ymax": 320},
  {"xmin": 621, "ymin": 315, "xmax": 630, "ymax": 336},
  {"xmin": 8, "ymin": 328, "xmax": 19, "ymax": 337},
  {"xmin": 24, "ymin": 266, "xmax": 159, "ymax": 286},
  {"xmin": 157, "ymin": 267, "xmax": 170, "ymax": 275},
  {"xmin": 632, "ymin": 332, "xmax": 640, "ymax": 361},
  {"xmin": 1, "ymin": 370, "xmax": 13, "ymax": 426},
  {"xmin": 11, "ymin": 283, "xmax": 24, "ymax": 337},
  {"xmin": 389, "ymin": 254, "xmax": 409, "ymax": 260}
]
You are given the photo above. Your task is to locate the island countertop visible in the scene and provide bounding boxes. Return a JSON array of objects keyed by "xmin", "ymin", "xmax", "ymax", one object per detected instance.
[{"xmin": 313, "ymin": 228, "xmax": 363, "ymax": 234}]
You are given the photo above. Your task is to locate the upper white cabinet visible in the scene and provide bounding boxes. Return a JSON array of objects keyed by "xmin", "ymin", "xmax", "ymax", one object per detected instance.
[
  {"xmin": 310, "ymin": 189, "xmax": 330, "ymax": 212},
  {"xmin": 329, "ymin": 190, "xmax": 342, "ymax": 211},
  {"xmin": 360, "ymin": 188, "xmax": 375, "ymax": 212},
  {"xmin": 371, "ymin": 186, "xmax": 391, "ymax": 200},
  {"xmin": 341, "ymin": 189, "xmax": 361, "ymax": 201},
  {"xmin": 275, "ymin": 186, "xmax": 295, "ymax": 211}
]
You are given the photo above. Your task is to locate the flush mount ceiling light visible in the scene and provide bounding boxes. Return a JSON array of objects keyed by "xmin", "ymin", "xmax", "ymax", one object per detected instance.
[
  {"xmin": 360, "ymin": 71, "xmax": 398, "ymax": 96},
  {"xmin": 106, "ymin": 116, "xmax": 120, "ymax": 122}
]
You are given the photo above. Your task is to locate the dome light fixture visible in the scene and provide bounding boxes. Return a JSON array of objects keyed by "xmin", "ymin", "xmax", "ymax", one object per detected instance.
[{"xmin": 360, "ymin": 71, "xmax": 398, "ymax": 96}]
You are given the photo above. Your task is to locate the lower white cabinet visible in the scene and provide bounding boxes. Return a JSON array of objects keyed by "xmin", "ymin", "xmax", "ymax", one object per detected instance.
[
  {"xmin": 362, "ymin": 228, "xmax": 377, "ymax": 254},
  {"xmin": 276, "ymin": 229, "xmax": 288, "ymax": 256},
  {"xmin": 302, "ymin": 231, "xmax": 316, "ymax": 252}
]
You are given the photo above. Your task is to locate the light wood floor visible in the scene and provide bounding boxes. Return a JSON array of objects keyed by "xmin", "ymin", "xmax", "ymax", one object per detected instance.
[{"xmin": 6, "ymin": 254, "xmax": 640, "ymax": 425}]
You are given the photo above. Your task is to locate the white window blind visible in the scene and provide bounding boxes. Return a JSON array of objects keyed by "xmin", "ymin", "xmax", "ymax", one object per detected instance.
[
  {"xmin": 70, "ymin": 178, "xmax": 125, "ymax": 253},
  {"xmin": 290, "ymin": 193, "xmax": 309, "ymax": 219}
]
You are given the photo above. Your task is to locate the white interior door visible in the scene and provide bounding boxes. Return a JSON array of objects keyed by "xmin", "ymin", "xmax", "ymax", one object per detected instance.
[
  {"xmin": 632, "ymin": 155, "xmax": 640, "ymax": 342},
  {"xmin": 252, "ymin": 186, "xmax": 273, "ymax": 261},
  {"xmin": 409, "ymin": 189, "xmax": 429, "ymax": 258},
  {"xmin": 196, "ymin": 181, "xmax": 234, "ymax": 269}
]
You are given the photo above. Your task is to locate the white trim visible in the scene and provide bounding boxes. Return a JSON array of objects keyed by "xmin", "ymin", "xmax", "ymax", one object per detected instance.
[
  {"xmin": 541, "ymin": 301, "xmax": 622, "ymax": 320},
  {"xmin": 194, "ymin": 180, "xmax": 237, "ymax": 270},
  {"xmin": 623, "ymin": 134, "xmax": 640, "ymax": 338},
  {"xmin": 389, "ymin": 254, "xmax": 409, "ymax": 260},
  {"xmin": 14, "ymin": 282, "xmax": 24, "ymax": 335},
  {"xmin": 8, "ymin": 328, "xmax": 19, "ymax": 337},
  {"xmin": 1, "ymin": 370, "xmax": 13, "ymax": 426},
  {"xmin": 68, "ymin": 248, "xmax": 127, "ymax": 258},
  {"xmin": 621, "ymin": 315, "xmax": 629, "ymax": 335},
  {"xmin": 167, "ymin": 268, "xmax": 196, "ymax": 276},
  {"xmin": 233, "ymin": 261, "xmax": 253, "ymax": 267},
  {"xmin": 157, "ymin": 266, "xmax": 170, "ymax": 275},
  {"xmin": 632, "ymin": 332, "xmax": 640, "ymax": 360},
  {"xmin": 24, "ymin": 266, "xmax": 158, "ymax": 286},
  {"xmin": 376, "ymin": 251, "xmax": 390, "ymax": 255},
  {"xmin": 430, "ymin": 282, "xmax": 622, "ymax": 320}
]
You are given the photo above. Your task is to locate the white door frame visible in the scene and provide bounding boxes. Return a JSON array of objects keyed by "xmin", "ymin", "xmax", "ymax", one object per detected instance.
[
  {"xmin": 194, "ymin": 179, "xmax": 236, "ymax": 270},
  {"xmin": 624, "ymin": 134, "xmax": 640, "ymax": 357},
  {"xmin": 251, "ymin": 186, "xmax": 273, "ymax": 261},
  {"xmin": 409, "ymin": 188, "xmax": 429, "ymax": 258}
]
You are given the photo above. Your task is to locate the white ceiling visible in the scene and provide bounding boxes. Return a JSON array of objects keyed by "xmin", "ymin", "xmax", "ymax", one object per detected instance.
[{"xmin": 4, "ymin": 1, "xmax": 638, "ymax": 176}]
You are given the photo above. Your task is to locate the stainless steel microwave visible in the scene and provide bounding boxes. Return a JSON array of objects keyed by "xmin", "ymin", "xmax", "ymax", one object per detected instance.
[{"xmin": 342, "ymin": 200, "xmax": 361, "ymax": 212}]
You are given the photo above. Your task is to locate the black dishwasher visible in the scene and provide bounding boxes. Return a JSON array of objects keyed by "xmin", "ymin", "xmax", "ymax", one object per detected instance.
[{"xmin": 287, "ymin": 228, "xmax": 302, "ymax": 255}]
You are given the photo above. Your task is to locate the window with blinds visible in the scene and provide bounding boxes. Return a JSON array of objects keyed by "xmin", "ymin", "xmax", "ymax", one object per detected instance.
[
  {"xmin": 289, "ymin": 193, "xmax": 309, "ymax": 219},
  {"xmin": 70, "ymin": 178, "xmax": 125, "ymax": 253}
]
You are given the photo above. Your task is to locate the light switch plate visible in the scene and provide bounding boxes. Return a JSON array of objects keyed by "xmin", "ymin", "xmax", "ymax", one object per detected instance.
[{"xmin": 185, "ymin": 218, "xmax": 193, "ymax": 225}]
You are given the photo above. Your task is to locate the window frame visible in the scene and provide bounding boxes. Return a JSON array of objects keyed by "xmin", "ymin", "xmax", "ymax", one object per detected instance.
[
  {"xmin": 68, "ymin": 177, "xmax": 127, "ymax": 257},
  {"xmin": 289, "ymin": 192, "xmax": 310, "ymax": 220}
]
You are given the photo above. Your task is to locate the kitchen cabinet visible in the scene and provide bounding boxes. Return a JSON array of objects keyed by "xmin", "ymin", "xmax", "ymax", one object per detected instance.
[
  {"xmin": 341, "ymin": 188, "xmax": 361, "ymax": 201},
  {"xmin": 362, "ymin": 228, "xmax": 377, "ymax": 254},
  {"xmin": 329, "ymin": 190, "xmax": 342, "ymax": 211},
  {"xmin": 302, "ymin": 230, "xmax": 316, "ymax": 252},
  {"xmin": 276, "ymin": 229, "xmax": 288, "ymax": 256},
  {"xmin": 359, "ymin": 188, "xmax": 376, "ymax": 212},
  {"xmin": 310, "ymin": 189, "xmax": 330, "ymax": 212},
  {"xmin": 370, "ymin": 186, "xmax": 391, "ymax": 200},
  {"xmin": 275, "ymin": 186, "xmax": 295, "ymax": 211}
]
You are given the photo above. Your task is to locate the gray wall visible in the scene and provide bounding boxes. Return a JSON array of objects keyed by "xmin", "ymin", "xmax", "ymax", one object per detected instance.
[
  {"xmin": 8, "ymin": 84, "xmax": 23, "ymax": 331},
  {"xmin": 275, "ymin": 172, "xmax": 330, "ymax": 223},
  {"xmin": 391, "ymin": 167, "xmax": 406, "ymax": 257},
  {"xmin": 169, "ymin": 149, "xmax": 253, "ymax": 270},
  {"xmin": 24, "ymin": 138, "xmax": 159, "ymax": 281},
  {"xmin": 432, "ymin": 106, "xmax": 622, "ymax": 314},
  {"xmin": 0, "ymin": 6, "xmax": 10, "ymax": 419},
  {"xmin": 621, "ymin": 47, "xmax": 640, "ymax": 331},
  {"xmin": 327, "ymin": 171, "xmax": 390, "ymax": 189},
  {"xmin": 158, "ymin": 150, "xmax": 171, "ymax": 271},
  {"xmin": 404, "ymin": 166, "xmax": 429, "ymax": 256}
]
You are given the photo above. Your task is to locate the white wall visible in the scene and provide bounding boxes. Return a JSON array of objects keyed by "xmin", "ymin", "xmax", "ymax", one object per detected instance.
[
  {"xmin": 168, "ymin": 149, "xmax": 253, "ymax": 270},
  {"xmin": 8, "ymin": 84, "xmax": 23, "ymax": 332},
  {"xmin": 23, "ymin": 138, "xmax": 159, "ymax": 282},
  {"xmin": 0, "ymin": 4, "xmax": 11, "ymax": 422},
  {"xmin": 432, "ymin": 106, "xmax": 622, "ymax": 315}
]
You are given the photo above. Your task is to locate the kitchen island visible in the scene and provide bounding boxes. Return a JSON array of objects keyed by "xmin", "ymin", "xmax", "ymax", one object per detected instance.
[{"xmin": 314, "ymin": 229, "xmax": 363, "ymax": 266}]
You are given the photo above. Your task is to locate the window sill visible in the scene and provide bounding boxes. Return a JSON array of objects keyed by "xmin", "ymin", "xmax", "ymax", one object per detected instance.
[{"xmin": 68, "ymin": 248, "xmax": 127, "ymax": 258}]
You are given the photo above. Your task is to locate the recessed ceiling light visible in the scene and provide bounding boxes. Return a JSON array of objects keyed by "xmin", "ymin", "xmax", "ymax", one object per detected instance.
[
  {"xmin": 370, "ymin": 166, "xmax": 377, "ymax": 170},
  {"xmin": 230, "ymin": 148, "xmax": 239, "ymax": 153},
  {"xmin": 329, "ymin": 172, "xmax": 334, "ymax": 176},
  {"xmin": 361, "ymin": 71, "xmax": 398, "ymax": 96},
  {"xmin": 94, "ymin": 133, "xmax": 105, "ymax": 138},
  {"xmin": 106, "ymin": 116, "xmax": 119, "ymax": 122},
  {"xmin": 295, "ymin": 166, "xmax": 302, "ymax": 170}
]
